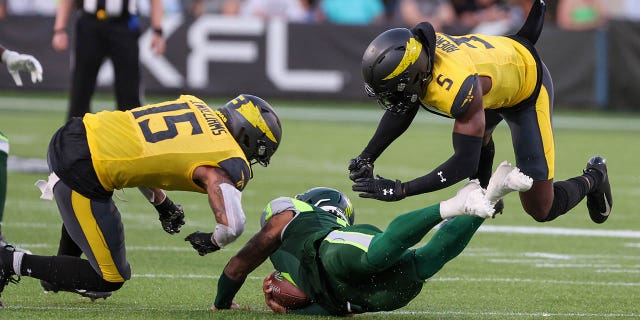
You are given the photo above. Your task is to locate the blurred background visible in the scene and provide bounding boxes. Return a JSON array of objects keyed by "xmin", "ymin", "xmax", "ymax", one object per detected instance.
[{"xmin": 0, "ymin": 0, "xmax": 638, "ymax": 111}]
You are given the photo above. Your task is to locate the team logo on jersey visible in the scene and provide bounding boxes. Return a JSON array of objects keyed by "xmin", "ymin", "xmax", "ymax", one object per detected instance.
[
  {"xmin": 383, "ymin": 37, "xmax": 423, "ymax": 81},
  {"xmin": 236, "ymin": 100, "xmax": 278, "ymax": 143}
]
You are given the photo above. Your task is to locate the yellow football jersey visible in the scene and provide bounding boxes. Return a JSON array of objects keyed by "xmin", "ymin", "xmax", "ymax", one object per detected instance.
[
  {"xmin": 422, "ymin": 33, "xmax": 538, "ymax": 117},
  {"xmin": 83, "ymin": 95, "xmax": 251, "ymax": 193}
]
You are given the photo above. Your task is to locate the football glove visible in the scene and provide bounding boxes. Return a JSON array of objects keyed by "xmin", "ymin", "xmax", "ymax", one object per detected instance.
[
  {"xmin": 1, "ymin": 49, "xmax": 43, "ymax": 86},
  {"xmin": 185, "ymin": 231, "xmax": 220, "ymax": 256},
  {"xmin": 154, "ymin": 197, "xmax": 185, "ymax": 234},
  {"xmin": 352, "ymin": 175, "xmax": 405, "ymax": 202},
  {"xmin": 348, "ymin": 156, "xmax": 374, "ymax": 181}
]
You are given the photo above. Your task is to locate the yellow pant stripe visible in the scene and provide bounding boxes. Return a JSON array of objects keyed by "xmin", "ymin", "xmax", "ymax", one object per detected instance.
[
  {"xmin": 71, "ymin": 191, "xmax": 124, "ymax": 282},
  {"xmin": 535, "ymin": 85, "xmax": 555, "ymax": 180}
]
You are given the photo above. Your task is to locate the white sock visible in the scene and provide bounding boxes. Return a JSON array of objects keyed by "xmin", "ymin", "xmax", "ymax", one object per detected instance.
[{"xmin": 13, "ymin": 251, "xmax": 25, "ymax": 276}]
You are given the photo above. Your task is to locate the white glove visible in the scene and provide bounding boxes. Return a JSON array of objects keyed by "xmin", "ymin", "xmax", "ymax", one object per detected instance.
[
  {"xmin": 440, "ymin": 180, "xmax": 495, "ymax": 219},
  {"xmin": 2, "ymin": 49, "xmax": 43, "ymax": 86}
]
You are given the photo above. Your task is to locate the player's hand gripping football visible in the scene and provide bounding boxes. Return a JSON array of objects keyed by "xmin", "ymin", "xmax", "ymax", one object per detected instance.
[
  {"xmin": 348, "ymin": 156, "xmax": 374, "ymax": 181},
  {"xmin": 352, "ymin": 175, "xmax": 406, "ymax": 202},
  {"xmin": 154, "ymin": 197, "xmax": 185, "ymax": 234},
  {"xmin": 185, "ymin": 231, "xmax": 220, "ymax": 256},
  {"xmin": 263, "ymin": 274, "xmax": 287, "ymax": 314}
]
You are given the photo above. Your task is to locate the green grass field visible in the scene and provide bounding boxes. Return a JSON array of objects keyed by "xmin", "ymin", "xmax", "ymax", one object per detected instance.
[{"xmin": 0, "ymin": 92, "xmax": 638, "ymax": 319}]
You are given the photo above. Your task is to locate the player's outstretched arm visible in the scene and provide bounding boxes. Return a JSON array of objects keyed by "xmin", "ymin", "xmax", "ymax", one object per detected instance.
[
  {"xmin": 185, "ymin": 166, "xmax": 244, "ymax": 254},
  {"xmin": 213, "ymin": 212, "xmax": 291, "ymax": 310}
]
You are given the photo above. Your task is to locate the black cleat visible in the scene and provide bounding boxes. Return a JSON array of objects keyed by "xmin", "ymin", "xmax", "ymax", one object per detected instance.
[
  {"xmin": 40, "ymin": 280, "xmax": 112, "ymax": 301},
  {"xmin": 0, "ymin": 245, "xmax": 21, "ymax": 307},
  {"xmin": 584, "ymin": 156, "xmax": 613, "ymax": 224}
]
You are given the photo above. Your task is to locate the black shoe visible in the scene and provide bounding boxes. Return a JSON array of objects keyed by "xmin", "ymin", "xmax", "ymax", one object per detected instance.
[
  {"xmin": 40, "ymin": 280, "xmax": 112, "ymax": 301},
  {"xmin": 0, "ymin": 245, "xmax": 20, "ymax": 305},
  {"xmin": 584, "ymin": 156, "xmax": 613, "ymax": 224}
]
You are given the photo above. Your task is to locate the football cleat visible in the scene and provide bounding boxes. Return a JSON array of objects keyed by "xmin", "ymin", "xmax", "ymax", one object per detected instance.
[
  {"xmin": 584, "ymin": 156, "xmax": 612, "ymax": 224},
  {"xmin": 0, "ymin": 245, "xmax": 21, "ymax": 307},
  {"xmin": 40, "ymin": 280, "xmax": 112, "ymax": 301},
  {"xmin": 440, "ymin": 180, "xmax": 494, "ymax": 219},
  {"xmin": 485, "ymin": 161, "xmax": 533, "ymax": 204}
]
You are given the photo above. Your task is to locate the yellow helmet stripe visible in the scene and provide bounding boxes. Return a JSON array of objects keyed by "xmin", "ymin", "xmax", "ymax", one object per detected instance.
[
  {"xmin": 235, "ymin": 100, "xmax": 278, "ymax": 143},
  {"xmin": 383, "ymin": 37, "xmax": 423, "ymax": 81}
]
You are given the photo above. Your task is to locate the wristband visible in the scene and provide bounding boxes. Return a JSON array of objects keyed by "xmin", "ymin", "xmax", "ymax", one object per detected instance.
[{"xmin": 152, "ymin": 27, "xmax": 163, "ymax": 36}]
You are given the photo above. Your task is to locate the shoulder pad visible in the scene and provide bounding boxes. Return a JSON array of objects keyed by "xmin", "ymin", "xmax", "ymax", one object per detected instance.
[
  {"xmin": 260, "ymin": 197, "xmax": 314, "ymax": 227},
  {"xmin": 218, "ymin": 157, "xmax": 251, "ymax": 190},
  {"xmin": 450, "ymin": 74, "xmax": 477, "ymax": 118}
]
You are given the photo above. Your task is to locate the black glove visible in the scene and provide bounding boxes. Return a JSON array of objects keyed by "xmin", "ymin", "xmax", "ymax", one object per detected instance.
[
  {"xmin": 352, "ymin": 175, "xmax": 406, "ymax": 202},
  {"xmin": 348, "ymin": 156, "xmax": 374, "ymax": 182},
  {"xmin": 185, "ymin": 231, "xmax": 220, "ymax": 256},
  {"xmin": 155, "ymin": 197, "xmax": 185, "ymax": 234}
]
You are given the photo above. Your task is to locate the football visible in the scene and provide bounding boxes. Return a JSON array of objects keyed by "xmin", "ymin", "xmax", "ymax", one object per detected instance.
[{"xmin": 265, "ymin": 271, "xmax": 310, "ymax": 309}]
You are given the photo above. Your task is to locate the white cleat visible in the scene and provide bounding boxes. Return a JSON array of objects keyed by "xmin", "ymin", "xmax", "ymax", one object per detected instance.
[
  {"xmin": 485, "ymin": 161, "xmax": 533, "ymax": 204},
  {"xmin": 440, "ymin": 180, "xmax": 495, "ymax": 219}
]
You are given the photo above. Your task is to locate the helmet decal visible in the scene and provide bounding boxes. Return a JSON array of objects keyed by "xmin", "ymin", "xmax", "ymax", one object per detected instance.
[
  {"xmin": 234, "ymin": 98, "xmax": 278, "ymax": 143},
  {"xmin": 383, "ymin": 37, "xmax": 423, "ymax": 81}
]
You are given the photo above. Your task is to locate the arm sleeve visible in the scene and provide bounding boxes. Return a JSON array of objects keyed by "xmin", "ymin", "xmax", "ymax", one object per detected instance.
[
  {"xmin": 470, "ymin": 137, "xmax": 495, "ymax": 188},
  {"xmin": 403, "ymin": 132, "xmax": 482, "ymax": 196},
  {"xmin": 361, "ymin": 107, "xmax": 419, "ymax": 161}
]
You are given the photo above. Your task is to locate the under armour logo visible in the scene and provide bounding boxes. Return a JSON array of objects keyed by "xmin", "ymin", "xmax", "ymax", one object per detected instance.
[
  {"xmin": 438, "ymin": 171, "xmax": 447, "ymax": 183},
  {"xmin": 382, "ymin": 188, "xmax": 394, "ymax": 195}
]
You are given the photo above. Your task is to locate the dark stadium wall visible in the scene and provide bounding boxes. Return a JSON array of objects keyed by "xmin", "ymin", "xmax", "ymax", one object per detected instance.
[{"xmin": 0, "ymin": 16, "xmax": 637, "ymax": 110}]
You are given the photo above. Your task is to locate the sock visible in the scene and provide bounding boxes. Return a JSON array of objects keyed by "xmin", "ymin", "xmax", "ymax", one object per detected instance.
[
  {"xmin": 414, "ymin": 216, "xmax": 484, "ymax": 279},
  {"xmin": 366, "ymin": 204, "xmax": 443, "ymax": 268},
  {"xmin": 12, "ymin": 251, "xmax": 25, "ymax": 275},
  {"xmin": 0, "ymin": 149, "xmax": 7, "ymax": 224},
  {"xmin": 20, "ymin": 254, "xmax": 123, "ymax": 292},
  {"xmin": 544, "ymin": 177, "xmax": 590, "ymax": 221}
]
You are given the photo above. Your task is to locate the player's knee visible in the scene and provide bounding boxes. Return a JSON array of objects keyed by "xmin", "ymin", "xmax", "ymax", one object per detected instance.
[
  {"xmin": 100, "ymin": 279, "xmax": 125, "ymax": 292},
  {"xmin": 525, "ymin": 206, "xmax": 551, "ymax": 222}
]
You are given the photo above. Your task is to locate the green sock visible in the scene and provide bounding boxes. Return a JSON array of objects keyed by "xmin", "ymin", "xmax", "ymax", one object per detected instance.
[
  {"xmin": 414, "ymin": 216, "xmax": 484, "ymax": 279},
  {"xmin": 366, "ymin": 204, "xmax": 443, "ymax": 268},
  {"xmin": 0, "ymin": 145, "xmax": 8, "ymax": 226}
]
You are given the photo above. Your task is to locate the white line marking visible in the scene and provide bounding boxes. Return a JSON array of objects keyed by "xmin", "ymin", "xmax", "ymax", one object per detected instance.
[
  {"xmin": 381, "ymin": 310, "xmax": 640, "ymax": 317},
  {"xmin": 1, "ymin": 98, "xmax": 639, "ymax": 131},
  {"xmin": 4, "ymin": 305, "xmax": 638, "ymax": 317},
  {"xmin": 478, "ymin": 225, "xmax": 640, "ymax": 238},
  {"xmin": 129, "ymin": 273, "xmax": 640, "ymax": 287}
]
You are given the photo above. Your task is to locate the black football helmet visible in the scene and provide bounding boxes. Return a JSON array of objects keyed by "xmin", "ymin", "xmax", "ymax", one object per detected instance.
[
  {"xmin": 361, "ymin": 28, "xmax": 433, "ymax": 114},
  {"xmin": 295, "ymin": 187, "xmax": 355, "ymax": 225},
  {"xmin": 217, "ymin": 94, "xmax": 282, "ymax": 167}
]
